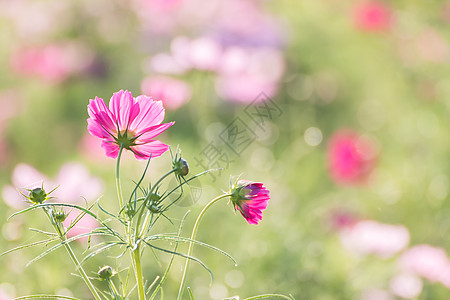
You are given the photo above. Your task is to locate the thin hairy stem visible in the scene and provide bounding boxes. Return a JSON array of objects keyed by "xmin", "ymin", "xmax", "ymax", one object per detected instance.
[
  {"xmin": 135, "ymin": 169, "xmax": 176, "ymax": 238},
  {"xmin": 133, "ymin": 245, "xmax": 146, "ymax": 300},
  {"xmin": 176, "ymin": 194, "xmax": 231, "ymax": 300},
  {"xmin": 116, "ymin": 146, "xmax": 125, "ymax": 216},
  {"xmin": 43, "ymin": 208, "xmax": 101, "ymax": 300}
]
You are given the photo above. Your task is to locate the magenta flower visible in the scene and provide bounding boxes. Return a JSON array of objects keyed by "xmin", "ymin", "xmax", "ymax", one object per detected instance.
[
  {"xmin": 87, "ymin": 90, "xmax": 174, "ymax": 160},
  {"xmin": 327, "ymin": 130, "xmax": 377, "ymax": 185},
  {"xmin": 230, "ymin": 180, "xmax": 270, "ymax": 225}
]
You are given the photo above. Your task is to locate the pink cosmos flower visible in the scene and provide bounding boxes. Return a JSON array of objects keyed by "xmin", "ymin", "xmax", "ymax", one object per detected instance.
[
  {"xmin": 230, "ymin": 180, "xmax": 270, "ymax": 225},
  {"xmin": 353, "ymin": 1, "xmax": 392, "ymax": 32},
  {"xmin": 87, "ymin": 90, "xmax": 174, "ymax": 160},
  {"xmin": 327, "ymin": 130, "xmax": 377, "ymax": 185}
]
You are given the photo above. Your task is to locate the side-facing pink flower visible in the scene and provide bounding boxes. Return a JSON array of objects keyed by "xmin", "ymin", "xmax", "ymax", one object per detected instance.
[
  {"xmin": 230, "ymin": 180, "xmax": 270, "ymax": 225},
  {"xmin": 327, "ymin": 130, "xmax": 377, "ymax": 185},
  {"xmin": 87, "ymin": 90, "xmax": 174, "ymax": 160}
]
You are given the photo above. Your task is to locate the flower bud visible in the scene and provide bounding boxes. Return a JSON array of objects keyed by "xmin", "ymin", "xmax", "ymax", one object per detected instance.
[
  {"xmin": 53, "ymin": 209, "xmax": 68, "ymax": 223},
  {"xmin": 173, "ymin": 158, "xmax": 189, "ymax": 177},
  {"xmin": 147, "ymin": 193, "xmax": 162, "ymax": 213},
  {"xmin": 98, "ymin": 265, "xmax": 116, "ymax": 280},
  {"xmin": 29, "ymin": 187, "xmax": 47, "ymax": 204}
]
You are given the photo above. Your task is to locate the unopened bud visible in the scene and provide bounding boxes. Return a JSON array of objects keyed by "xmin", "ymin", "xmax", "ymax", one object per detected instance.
[
  {"xmin": 173, "ymin": 158, "xmax": 189, "ymax": 177},
  {"xmin": 29, "ymin": 188, "xmax": 47, "ymax": 204},
  {"xmin": 98, "ymin": 265, "xmax": 115, "ymax": 280},
  {"xmin": 53, "ymin": 210, "xmax": 68, "ymax": 223}
]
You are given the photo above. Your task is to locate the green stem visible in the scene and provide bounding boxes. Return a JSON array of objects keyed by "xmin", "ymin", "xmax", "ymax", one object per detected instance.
[
  {"xmin": 149, "ymin": 211, "xmax": 190, "ymax": 300},
  {"xmin": 176, "ymin": 194, "xmax": 231, "ymax": 300},
  {"xmin": 116, "ymin": 146, "xmax": 125, "ymax": 215},
  {"xmin": 135, "ymin": 169, "xmax": 176, "ymax": 238},
  {"xmin": 133, "ymin": 245, "xmax": 146, "ymax": 300},
  {"xmin": 43, "ymin": 209, "xmax": 101, "ymax": 300},
  {"xmin": 107, "ymin": 277, "xmax": 120, "ymax": 300}
]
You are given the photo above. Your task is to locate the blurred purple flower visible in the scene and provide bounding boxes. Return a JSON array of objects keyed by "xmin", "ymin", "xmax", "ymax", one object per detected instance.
[
  {"xmin": 327, "ymin": 130, "xmax": 377, "ymax": 185},
  {"xmin": 211, "ymin": 0, "xmax": 285, "ymax": 48},
  {"xmin": 141, "ymin": 76, "xmax": 192, "ymax": 110},
  {"xmin": 339, "ymin": 220, "xmax": 409, "ymax": 258}
]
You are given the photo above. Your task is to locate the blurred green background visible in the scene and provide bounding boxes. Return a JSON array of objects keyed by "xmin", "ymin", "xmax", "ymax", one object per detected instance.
[{"xmin": 0, "ymin": 0, "xmax": 449, "ymax": 299}]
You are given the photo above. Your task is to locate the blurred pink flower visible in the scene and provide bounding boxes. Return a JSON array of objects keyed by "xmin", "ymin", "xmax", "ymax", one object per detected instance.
[
  {"xmin": 328, "ymin": 210, "xmax": 358, "ymax": 230},
  {"xmin": 230, "ymin": 180, "xmax": 270, "ymax": 225},
  {"xmin": 415, "ymin": 29, "xmax": 449, "ymax": 63},
  {"xmin": 353, "ymin": 1, "xmax": 392, "ymax": 32},
  {"xmin": 54, "ymin": 162, "xmax": 103, "ymax": 204},
  {"xmin": 327, "ymin": 130, "xmax": 377, "ymax": 185},
  {"xmin": 87, "ymin": 90, "xmax": 174, "ymax": 160},
  {"xmin": 398, "ymin": 244, "xmax": 450, "ymax": 283},
  {"xmin": 2, "ymin": 163, "xmax": 54, "ymax": 209},
  {"xmin": 0, "ymin": 90, "xmax": 21, "ymax": 130},
  {"xmin": 339, "ymin": 220, "xmax": 409, "ymax": 258},
  {"xmin": 63, "ymin": 209, "xmax": 99, "ymax": 242},
  {"xmin": 10, "ymin": 43, "xmax": 94, "ymax": 83},
  {"xmin": 1, "ymin": 1, "xmax": 71, "ymax": 41},
  {"xmin": 141, "ymin": 0, "xmax": 183, "ymax": 11},
  {"xmin": 389, "ymin": 273, "xmax": 423, "ymax": 299},
  {"xmin": 360, "ymin": 289, "xmax": 393, "ymax": 300},
  {"xmin": 132, "ymin": 0, "xmax": 192, "ymax": 33},
  {"xmin": 10, "ymin": 45, "xmax": 69, "ymax": 83},
  {"xmin": 171, "ymin": 36, "xmax": 223, "ymax": 71},
  {"xmin": 215, "ymin": 47, "xmax": 284, "ymax": 103},
  {"xmin": 0, "ymin": 138, "xmax": 9, "ymax": 166},
  {"xmin": 147, "ymin": 52, "xmax": 190, "ymax": 75},
  {"xmin": 2, "ymin": 163, "xmax": 103, "ymax": 209},
  {"xmin": 0, "ymin": 288, "xmax": 12, "ymax": 300},
  {"xmin": 141, "ymin": 76, "xmax": 192, "ymax": 110},
  {"xmin": 79, "ymin": 133, "xmax": 112, "ymax": 163}
]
